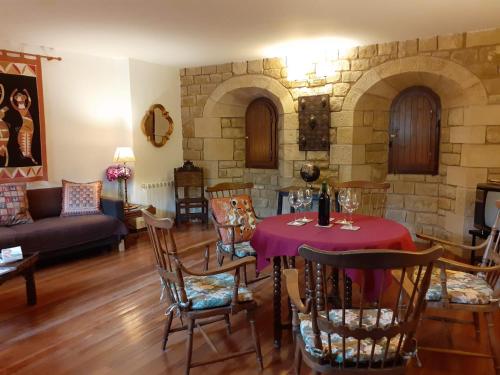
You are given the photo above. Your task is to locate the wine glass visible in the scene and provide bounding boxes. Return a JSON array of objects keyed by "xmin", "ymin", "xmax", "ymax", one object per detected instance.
[
  {"xmin": 337, "ymin": 188, "xmax": 348, "ymax": 224},
  {"xmin": 301, "ymin": 188, "xmax": 313, "ymax": 221},
  {"xmin": 344, "ymin": 190, "xmax": 360, "ymax": 228},
  {"xmin": 288, "ymin": 190, "xmax": 304, "ymax": 223}
]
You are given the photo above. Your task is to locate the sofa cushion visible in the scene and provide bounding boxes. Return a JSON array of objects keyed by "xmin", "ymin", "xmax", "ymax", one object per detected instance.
[
  {"xmin": 61, "ymin": 180, "xmax": 103, "ymax": 217},
  {"xmin": 0, "ymin": 226, "xmax": 17, "ymax": 249},
  {"xmin": 8, "ymin": 214, "xmax": 125, "ymax": 255},
  {"xmin": 0, "ymin": 183, "xmax": 33, "ymax": 226},
  {"xmin": 27, "ymin": 187, "xmax": 63, "ymax": 220}
]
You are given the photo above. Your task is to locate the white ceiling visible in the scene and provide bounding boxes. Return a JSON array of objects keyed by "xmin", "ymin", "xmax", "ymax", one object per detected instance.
[{"xmin": 1, "ymin": 0, "xmax": 500, "ymax": 67}]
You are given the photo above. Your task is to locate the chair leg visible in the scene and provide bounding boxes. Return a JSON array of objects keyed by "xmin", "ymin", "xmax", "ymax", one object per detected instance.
[
  {"xmin": 247, "ymin": 309, "xmax": 263, "ymax": 370},
  {"xmin": 162, "ymin": 311, "xmax": 174, "ymax": 351},
  {"xmin": 185, "ymin": 318, "xmax": 195, "ymax": 375},
  {"xmin": 243, "ymin": 264, "xmax": 249, "ymax": 286},
  {"xmin": 216, "ymin": 248, "xmax": 224, "ymax": 267},
  {"xmin": 473, "ymin": 312, "xmax": 481, "ymax": 340},
  {"xmin": 294, "ymin": 340, "xmax": 302, "ymax": 375},
  {"xmin": 224, "ymin": 313, "xmax": 232, "ymax": 334},
  {"xmin": 485, "ymin": 312, "xmax": 500, "ymax": 374}
]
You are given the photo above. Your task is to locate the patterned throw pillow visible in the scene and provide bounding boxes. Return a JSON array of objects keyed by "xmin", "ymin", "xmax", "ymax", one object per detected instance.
[
  {"xmin": 60, "ymin": 180, "xmax": 102, "ymax": 217},
  {"xmin": 0, "ymin": 183, "xmax": 33, "ymax": 226},
  {"xmin": 210, "ymin": 194, "xmax": 257, "ymax": 245}
]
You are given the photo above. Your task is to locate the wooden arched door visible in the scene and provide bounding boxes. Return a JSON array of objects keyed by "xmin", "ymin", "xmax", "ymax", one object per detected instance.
[
  {"xmin": 245, "ymin": 97, "xmax": 278, "ymax": 169},
  {"xmin": 389, "ymin": 86, "xmax": 441, "ymax": 175}
]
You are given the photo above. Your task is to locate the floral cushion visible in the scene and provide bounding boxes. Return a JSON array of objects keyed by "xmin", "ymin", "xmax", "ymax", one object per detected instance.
[
  {"xmin": 217, "ymin": 241, "xmax": 256, "ymax": 258},
  {"xmin": 299, "ymin": 309, "xmax": 402, "ymax": 362},
  {"xmin": 425, "ymin": 268, "xmax": 494, "ymax": 305},
  {"xmin": 210, "ymin": 194, "xmax": 257, "ymax": 245},
  {"xmin": 184, "ymin": 272, "xmax": 253, "ymax": 310}
]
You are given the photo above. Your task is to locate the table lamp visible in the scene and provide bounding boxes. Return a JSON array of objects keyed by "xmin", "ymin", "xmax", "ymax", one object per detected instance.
[{"xmin": 113, "ymin": 147, "xmax": 135, "ymax": 209}]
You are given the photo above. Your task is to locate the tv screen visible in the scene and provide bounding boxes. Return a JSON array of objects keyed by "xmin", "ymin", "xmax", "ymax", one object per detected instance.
[{"xmin": 485, "ymin": 190, "xmax": 500, "ymax": 228}]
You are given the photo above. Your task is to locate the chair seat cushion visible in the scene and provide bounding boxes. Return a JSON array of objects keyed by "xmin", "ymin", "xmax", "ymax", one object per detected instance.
[
  {"xmin": 184, "ymin": 272, "xmax": 253, "ymax": 310},
  {"xmin": 426, "ymin": 268, "xmax": 494, "ymax": 305},
  {"xmin": 299, "ymin": 309, "xmax": 401, "ymax": 363},
  {"xmin": 217, "ymin": 241, "xmax": 256, "ymax": 258}
]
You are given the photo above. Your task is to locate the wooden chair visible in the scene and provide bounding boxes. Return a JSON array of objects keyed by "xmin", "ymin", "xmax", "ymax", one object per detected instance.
[
  {"xmin": 174, "ymin": 161, "xmax": 208, "ymax": 227},
  {"xmin": 416, "ymin": 199, "xmax": 500, "ymax": 374},
  {"xmin": 283, "ymin": 244, "xmax": 443, "ymax": 374},
  {"xmin": 330, "ymin": 179, "xmax": 391, "ymax": 218},
  {"xmin": 206, "ymin": 182, "xmax": 254, "ymax": 199},
  {"xmin": 142, "ymin": 210, "xmax": 263, "ymax": 375},
  {"xmin": 206, "ymin": 182, "xmax": 267, "ymax": 284}
]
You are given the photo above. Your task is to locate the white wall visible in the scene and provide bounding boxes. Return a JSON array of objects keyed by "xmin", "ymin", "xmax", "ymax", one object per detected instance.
[
  {"xmin": 0, "ymin": 46, "xmax": 183, "ymax": 212},
  {"xmin": 128, "ymin": 59, "xmax": 183, "ymax": 216},
  {"xmin": 30, "ymin": 51, "xmax": 133, "ymax": 196}
]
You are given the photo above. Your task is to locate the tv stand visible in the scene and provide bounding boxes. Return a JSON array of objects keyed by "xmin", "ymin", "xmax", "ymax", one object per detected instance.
[{"xmin": 468, "ymin": 228, "xmax": 490, "ymax": 264}]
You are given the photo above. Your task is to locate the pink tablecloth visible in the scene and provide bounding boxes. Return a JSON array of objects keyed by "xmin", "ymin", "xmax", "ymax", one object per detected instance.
[{"xmin": 251, "ymin": 212, "xmax": 416, "ymax": 300}]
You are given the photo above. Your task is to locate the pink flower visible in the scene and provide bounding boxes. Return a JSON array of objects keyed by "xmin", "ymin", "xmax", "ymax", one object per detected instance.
[{"xmin": 106, "ymin": 164, "xmax": 132, "ymax": 182}]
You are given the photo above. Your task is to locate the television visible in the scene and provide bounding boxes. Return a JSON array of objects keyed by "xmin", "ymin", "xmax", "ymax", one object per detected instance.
[{"xmin": 474, "ymin": 182, "xmax": 500, "ymax": 233}]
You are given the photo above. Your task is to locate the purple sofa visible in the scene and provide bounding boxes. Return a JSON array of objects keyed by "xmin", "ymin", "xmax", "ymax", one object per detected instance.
[{"xmin": 0, "ymin": 187, "xmax": 128, "ymax": 259}]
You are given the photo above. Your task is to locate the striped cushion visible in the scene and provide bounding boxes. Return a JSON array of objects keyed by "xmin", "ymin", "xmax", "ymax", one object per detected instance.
[{"xmin": 61, "ymin": 180, "xmax": 102, "ymax": 217}]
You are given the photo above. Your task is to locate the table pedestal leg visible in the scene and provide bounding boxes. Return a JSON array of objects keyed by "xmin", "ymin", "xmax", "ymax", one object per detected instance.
[
  {"xmin": 24, "ymin": 270, "xmax": 37, "ymax": 306},
  {"xmin": 273, "ymin": 256, "xmax": 282, "ymax": 349},
  {"xmin": 345, "ymin": 276, "xmax": 352, "ymax": 308}
]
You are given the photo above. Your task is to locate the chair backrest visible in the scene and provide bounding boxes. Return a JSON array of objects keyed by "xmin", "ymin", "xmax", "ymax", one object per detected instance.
[
  {"xmin": 480, "ymin": 201, "xmax": 500, "ymax": 288},
  {"xmin": 206, "ymin": 182, "xmax": 254, "ymax": 198},
  {"xmin": 297, "ymin": 244, "xmax": 443, "ymax": 370},
  {"xmin": 209, "ymin": 194, "xmax": 258, "ymax": 245},
  {"xmin": 174, "ymin": 162, "xmax": 204, "ymax": 200},
  {"xmin": 142, "ymin": 209, "xmax": 190, "ymax": 310},
  {"xmin": 331, "ymin": 179, "xmax": 391, "ymax": 217}
]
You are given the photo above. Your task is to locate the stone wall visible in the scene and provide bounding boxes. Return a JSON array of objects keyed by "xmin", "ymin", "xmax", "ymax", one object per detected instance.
[{"xmin": 180, "ymin": 27, "xmax": 500, "ymax": 242}]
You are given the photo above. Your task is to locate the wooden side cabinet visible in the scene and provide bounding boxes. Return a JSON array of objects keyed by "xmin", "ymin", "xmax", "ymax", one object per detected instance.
[{"xmin": 124, "ymin": 204, "xmax": 156, "ymax": 232}]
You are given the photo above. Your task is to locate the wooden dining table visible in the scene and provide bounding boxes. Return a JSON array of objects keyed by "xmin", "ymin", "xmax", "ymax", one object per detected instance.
[{"xmin": 250, "ymin": 211, "xmax": 415, "ymax": 349}]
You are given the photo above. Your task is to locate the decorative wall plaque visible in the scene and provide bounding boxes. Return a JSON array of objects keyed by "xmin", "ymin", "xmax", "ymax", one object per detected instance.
[{"xmin": 298, "ymin": 94, "xmax": 330, "ymax": 151}]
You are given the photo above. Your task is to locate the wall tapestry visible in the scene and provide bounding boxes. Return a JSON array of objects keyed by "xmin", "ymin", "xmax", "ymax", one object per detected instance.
[{"xmin": 0, "ymin": 54, "xmax": 47, "ymax": 182}]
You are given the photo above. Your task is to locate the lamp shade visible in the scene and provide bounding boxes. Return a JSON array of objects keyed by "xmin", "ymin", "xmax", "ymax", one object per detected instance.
[{"xmin": 113, "ymin": 147, "xmax": 136, "ymax": 163}]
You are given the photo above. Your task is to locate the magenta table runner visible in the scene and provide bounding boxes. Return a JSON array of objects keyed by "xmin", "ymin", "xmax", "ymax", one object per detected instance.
[{"xmin": 251, "ymin": 212, "xmax": 416, "ymax": 300}]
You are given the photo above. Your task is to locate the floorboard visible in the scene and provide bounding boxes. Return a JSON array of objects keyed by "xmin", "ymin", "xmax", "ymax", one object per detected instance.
[{"xmin": 0, "ymin": 223, "xmax": 498, "ymax": 374}]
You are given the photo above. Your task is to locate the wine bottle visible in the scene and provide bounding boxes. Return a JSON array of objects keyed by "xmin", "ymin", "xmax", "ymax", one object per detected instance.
[{"xmin": 318, "ymin": 181, "xmax": 330, "ymax": 226}]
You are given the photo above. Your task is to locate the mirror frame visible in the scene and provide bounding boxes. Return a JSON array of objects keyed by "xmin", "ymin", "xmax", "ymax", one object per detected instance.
[{"xmin": 141, "ymin": 103, "xmax": 174, "ymax": 147}]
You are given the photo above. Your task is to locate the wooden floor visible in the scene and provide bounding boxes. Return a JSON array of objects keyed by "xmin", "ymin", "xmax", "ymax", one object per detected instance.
[{"xmin": 0, "ymin": 224, "xmax": 498, "ymax": 375}]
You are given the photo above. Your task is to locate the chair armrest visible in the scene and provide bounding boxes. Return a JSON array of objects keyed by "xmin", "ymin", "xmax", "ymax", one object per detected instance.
[
  {"xmin": 180, "ymin": 256, "xmax": 256, "ymax": 277},
  {"xmin": 101, "ymin": 196, "xmax": 124, "ymax": 220},
  {"xmin": 176, "ymin": 237, "xmax": 218, "ymax": 257},
  {"xmin": 283, "ymin": 269, "xmax": 311, "ymax": 314},
  {"xmin": 416, "ymin": 233, "xmax": 487, "ymax": 252},
  {"xmin": 436, "ymin": 257, "xmax": 500, "ymax": 274}
]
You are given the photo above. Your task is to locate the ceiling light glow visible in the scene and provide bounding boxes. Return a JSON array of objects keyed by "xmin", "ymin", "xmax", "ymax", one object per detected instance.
[{"xmin": 262, "ymin": 37, "xmax": 358, "ymax": 81}]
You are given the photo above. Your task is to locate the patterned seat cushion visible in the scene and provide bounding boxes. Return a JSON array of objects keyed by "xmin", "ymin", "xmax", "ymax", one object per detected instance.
[
  {"xmin": 425, "ymin": 268, "xmax": 494, "ymax": 305},
  {"xmin": 217, "ymin": 241, "xmax": 256, "ymax": 258},
  {"xmin": 299, "ymin": 309, "xmax": 402, "ymax": 363},
  {"xmin": 184, "ymin": 272, "xmax": 253, "ymax": 310}
]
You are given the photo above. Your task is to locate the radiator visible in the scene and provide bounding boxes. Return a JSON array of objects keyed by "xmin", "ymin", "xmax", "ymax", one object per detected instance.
[{"xmin": 140, "ymin": 181, "xmax": 172, "ymax": 218}]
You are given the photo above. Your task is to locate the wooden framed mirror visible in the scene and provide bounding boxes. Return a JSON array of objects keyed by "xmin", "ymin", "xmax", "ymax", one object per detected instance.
[{"xmin": 141, "ymin": 104, "xmax": 174, "ymax": 147}]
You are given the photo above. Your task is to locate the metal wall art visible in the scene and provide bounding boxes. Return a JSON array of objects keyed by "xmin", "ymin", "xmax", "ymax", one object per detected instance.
[{"xmin": 298, "ymin": 94, "xmax": 330, "ymax": 151}]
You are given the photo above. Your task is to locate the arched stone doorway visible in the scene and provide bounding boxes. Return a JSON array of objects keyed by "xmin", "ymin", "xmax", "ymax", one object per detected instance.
[
  {"xmin": 337, "ymin": 56, "xmax": 488, "ymax": 241},
  {"xmin": 197, "ymin": 75, "xmax": 296, "ymax": 216}
]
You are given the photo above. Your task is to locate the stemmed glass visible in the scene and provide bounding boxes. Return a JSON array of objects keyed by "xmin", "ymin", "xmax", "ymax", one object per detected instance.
[
  {"xmin": 337, "ymin": 188, "xmax": 348, "ymax": 224},
  {"xmin": 344, "ymin": 190, "xmax": 360, "ymax": 229},
  {"xmin": 288, "ymin": 190, "xmax": 304, "ymax": 223},
  {"xmin": 301, "ymin": 188, "xmax": 313, "ymax": 221}
]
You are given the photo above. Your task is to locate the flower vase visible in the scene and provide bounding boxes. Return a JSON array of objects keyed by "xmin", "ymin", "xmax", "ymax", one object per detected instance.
[{"xmin": 117, "ymin": 179, "xmax": 125, "ymax": 201}]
